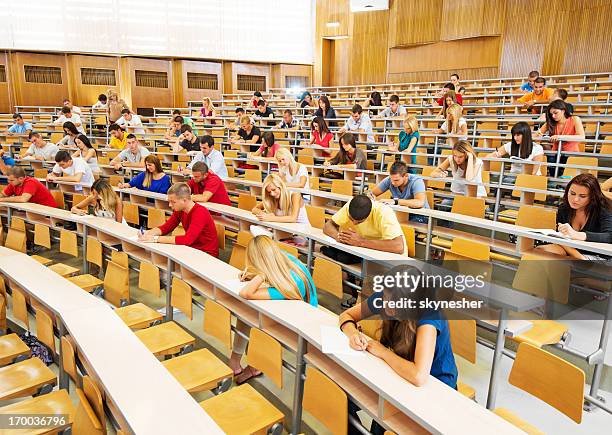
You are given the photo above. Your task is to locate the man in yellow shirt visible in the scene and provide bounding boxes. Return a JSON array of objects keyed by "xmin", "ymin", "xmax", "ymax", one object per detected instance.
[
  {"xmin": 516, "ymin": 76, "xmax": 554, "ymax": 113},
  {"xmin": 108, "ymin": 123, "xmax": 127, "ymax": 149}
]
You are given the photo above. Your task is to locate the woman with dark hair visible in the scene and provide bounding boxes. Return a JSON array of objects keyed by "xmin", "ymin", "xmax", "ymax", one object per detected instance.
[
  {"xmin": 536, "ymin": 100, "xmax": 585, "ymax": 174},
  {"xmin": 72, "ymin": 134, "xmax": 99, "ymax": 174},
  {"xmin": 314, "ymin": 95, "xmax": 336, "ymax": 121},
  {"xmin": 57, "ymin": 121, "xmax": 80, "ymax": 147},
  {"xmin": 436, "ymin": 90, "xmax": 459, "ymax": 118},
  {"xmin": 324, "ymin": 132, "xmax": 366, "ymax": 170},
  {"xmin": 537, "ymin": 173, "xmax": 612, "ymax": 260},
  {"xmin": 250, "ymin": 131, "xmax": 279, "ymax": 159},
  {"xmin": 486, "ymin": 121, "xmax": 544, "ymax": 183},
  {"xmin": 365, "ymin": 91, "xmax": 383, "ymax": 116},
  {"xmin": 118, "ymin": 155, "xmax": 171, "ymax": 193},
  {"xmin": 339, "ymin": 265, "xmax": 457, "ymax": 434},
  {"xmin": 309, "ymin": 116, "xmax": 334, "ymax": 157}
]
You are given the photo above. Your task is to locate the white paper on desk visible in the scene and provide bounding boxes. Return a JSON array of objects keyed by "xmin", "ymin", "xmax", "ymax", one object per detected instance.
[
  {"xmin": 223, "ymin": 278, "xmax": 245, "ymax": 294},
  {"xmin": 320, "ymin": 325, "xmax": 366, "ymax": 356},
  {"xmin": 127, "ymin": 235, "xmax": 139, "ymax": 241},
  {"xmin": 526, "ymin": 229, "xmax": 571, "ymax": 239},
  {"xmin": 318, "ymin": 234, "xmax": 338, "ymax": 246}
]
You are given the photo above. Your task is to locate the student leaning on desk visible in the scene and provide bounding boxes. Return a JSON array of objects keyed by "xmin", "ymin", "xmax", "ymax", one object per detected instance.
[
  {"xmin": 72, "ymin": 178, "xmax": 124, "ymax": 223},
  {"xmin": 339, "ymin": 264, "xmax": 457, "ymax": 435},
  {"xmin": 110, "ymin": 134, "xmax": 150, "ymax": 169},
  {"xmin": 117, "ymin": 155, "xmax": 171, "ymax": 194},
  {"xmin": 229, "ymin": 235, "xmax": 318, "ymax": 384},
  {"xmin": 47, "ymin": 150, "xmax": 95, "ymax": 190},
  {"xmin": 0, "ymin": 166, "xmax": 57, "ymax": 207}
]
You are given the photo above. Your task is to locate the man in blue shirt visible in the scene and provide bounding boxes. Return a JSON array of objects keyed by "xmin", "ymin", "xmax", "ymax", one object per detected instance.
[
  {"xmin": 520, "ymin": 70, "xmax": 540, "ymax": 93},
  {"xmin": 0, "ymin": 149, "xmax": 15, "ymax": 175},
  {"xmin": 371, "ymin": 161, "xmax": 429, "ymax": 223},
  {"xmin": 7, "ymin": 114, "xmax": 33, "ymax": 135}
]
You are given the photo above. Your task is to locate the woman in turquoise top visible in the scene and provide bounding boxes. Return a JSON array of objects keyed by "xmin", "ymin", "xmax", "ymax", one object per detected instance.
[
  {"xmin": 230, "ymin": 235, "xmax": 318, "ymax": 383},
  {"xmin": 118, "ymin": 155, "xmax": 171, "ymax": 194},
  {"xmin": 390, "ymin": 115, "xmax": 420, "ymax": 173}
]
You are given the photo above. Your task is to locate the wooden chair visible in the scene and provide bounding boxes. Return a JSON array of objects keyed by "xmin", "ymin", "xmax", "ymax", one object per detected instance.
[
  {"xmin": 245, "ymin": 169, "xmax": 262, "ymax": 183},
  {"xmin": 74, "ymin": 376, "xmax": 106, "ymax": 435},
  {"xmin": 147, "ymin": 208, "xmax": 166, "ymax": 229},
  {"xmin": 0, "ymin": 331, "xmax": 30, "ymax": 367},
  {"xmin": 305, "ymin": 205, "xmax": 326, "ymax": 229},
  {"xmin": 203, "ymin": 299, "xmax": 232, "ymax": 351},
  {"xmin": 215, "ymin": 223, "xmax": 226, "ymax": 250},
  {"xmin": 400, "ymin": 224, "xmax": 416, "ymax": 257},
  {"xmin": 449, "ymin": 238, "xmax": 490, "ymax": 261},
  {"xmin": 450, "ymin": 196, "xmax": 486, "ymax": 219},
  {"xmin": 5, "ymin": 228, "xmax": 26, "ymax": 253},
  {"xmin": 331, "ymin": 179, "xmax": 353, "ymax": 196},
  {"xmin": 422, "ymin": 166, "xmax": 447, "ymax": 189},
  {"xmin": 448, "ymin": 319, "xmax": 478, "ymax": 400},
  {"xmin": 199, "ymin": 328, "xmax": 284, "ymax": 434},
  {"xmin": 123, "ymin": 201, "xmax": 140, "ymax": 225},
  {"xmin": 302, "ymin": 366, "xmax": 348, "ymax": 435},
  {"xmin": 563, "ymin": 156, "xmax": 598, "ymax": 177},
  {"xmin": 50, "ymin": 190, "xmax": 65, "ymax": 209},
  {"xmin": 312, "ymin": 257, "xmax": 343, "ymax": 299},
  {"xmin": 31, "ymin": 224, "xmax": 53, "ymax": 265},
  {"xmin": 237, "ymin": 193, "xmax": 257, "ymax": 211},
  {"xmin": 493, "ymin": 342, "xmax": 584, "ymax": 433},
  {"xmin": 309, "ymin": 176, "xmax": 320, "ymax": 190},
  {"xmin": 0, "ymin": 357, "xmax": 57, "ymax": 400},
  {"xmin": 0, "ymin": 390, "xmax": 74, "ymax": 433},
  {"xmin": 61, "ymin": 336, "xmax": 79, "ymax": 385},
  {"xmin": 10, "ymin": 216, "xmax": 26, "ymax": 231},
  {"xmin": 162, "ymin": 348, "xmax": 233, "ymax": 393},
  {"xmin": 513, "ymin": 205, "xmax": 557, "ymax": 250},
  {"xmin": 228, "ymin": 231, "xmax": 253, "ymax": 270},
  {"xmin": 36, "ymin": 309, "xmax": 55, "ymax": 354},
  {"xmin": 277, "ymin": 241, "xmax": 298, "ymax": 257},
  {"xmin": 138, "ymin": 261, "xmax": 161, "ymax": 298},
  {"xmin": 109, "ymin": 175, "xmax": 123, "ymax": 187},
  {"xmin": 48, "ymin": 230, "xmax": 80, "ymax": 277},
  {"xmin": 135, "ymin": 320, "xmax": 195, "ymax": 357},
  {"xmin": 33, "ymin": 168, "xmax": 48, "ymax": 179},
  {"xmin": 511, "ymin": 174, "xmax": 547, "ymax": 203},
  {"xmin": 112, "ymin": 261, "xmax": 162, "ymax": 330}
]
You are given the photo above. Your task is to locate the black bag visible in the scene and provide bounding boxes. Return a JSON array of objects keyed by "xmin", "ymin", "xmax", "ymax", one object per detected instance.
[
  {"xmin": 19, "ymin": 332, "xmax": 53, "ymax": 366},
  {"xmin": 323, "ymin": 170, "xmax": 344, "ymax": 179}
]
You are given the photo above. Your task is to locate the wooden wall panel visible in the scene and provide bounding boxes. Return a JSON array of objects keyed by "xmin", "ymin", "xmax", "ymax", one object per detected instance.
[
  {"xmin": 0, "ymin": 52, "xmax": 11, "ymax": 113},
  {"xmin": 330, "ymin": 39, "xmax": 350, "ymax": 86},
  {"xmin": 10, "ymin": 52, "xmax": 69, "ymax": 107},
  {"xmin": 125, "ymin": 57, "xmax": 173, "ymax": 112},
  {"xmin": 388, "ymin": 0, "xmax": 443, "ymax": 47},
  {"xmin": 316, "ymin": 0, "xmax": 351, "ymax": 38},
  {"xmin": 67, "ymin": 54, "xmax": 119, "ymax": 107},
  {"xmin": 226, "ymin": 62, "xmax": 271, "ymax": 94},
  {"xmin": 441, "ymin": 0, "xmax": 505, "ymax": 40},
  {"xmin": 388, "ymin": 67, "xmax": 499, "ymax": 84},
  {"xmin": 175, "ymin": 60, "xmax": 223, "ymax": 107},
  {"xmin": 271, "ymin": 64, "xmax": 313, "ymax": 89},
  {"xmin": 350, "ymin": 10, "xmax": 389, "ymax": 85}
]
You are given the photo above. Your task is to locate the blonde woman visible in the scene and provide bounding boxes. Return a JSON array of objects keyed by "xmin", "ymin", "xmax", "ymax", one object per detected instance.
[
  {"xmin": 200, "ymin": 97, "xmax": 217, "ymax": 124},
  {"xmin": 276, "ymin": 147, "xmax": 309, "ymax": 188},
  {"xmin": 71, "ymin": 178, "xmax": 124, "ymax": 223},
  {"xmin": 118, "ymin": 155, "xmax": 171, "ymax": 194},
  {"xmin": 389, "ymin": 115, "xmax": 420, "ymax": 170},
  {"xmin": 229, "ymin": 235, "xmax": 318, "ymax": 383},
  {"xmin": 252, "ymin": 173, "xmax": 309, "ymax": 224},
  {"xmin": 437, "ymin": 90, "xmax": 459, "ymax": 118},
  {"xmin": 434, "ymin": 103, "xmax": 467, "ymax": 143}
]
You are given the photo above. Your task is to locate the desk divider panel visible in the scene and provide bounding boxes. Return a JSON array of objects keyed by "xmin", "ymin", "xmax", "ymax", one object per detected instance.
[
  {"xmin": 176, "ymin": 266, "xmax": 214, "ymax": 298},
  {"xmin": 214, "ymin": 289, "xmax": 260, "ymax": 327},
  {"xmin": 259, "ymin": 314, "xmax": 299, "ymax": 352}
]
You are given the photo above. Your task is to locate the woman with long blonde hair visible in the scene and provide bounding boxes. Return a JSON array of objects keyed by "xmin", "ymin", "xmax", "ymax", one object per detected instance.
[
  {"xmin": 434, "ymin": 103, "xmax": 467, "ymax": 143},
  {"xmin": 252, "ymin": 173, "xmax": 309, "ymax": 224},
  {"xmin": 229, "ymin": 235, "xmax": 318, "ymax": 383},
  {"xmin": 200, "ymin": 96, "xmax": 217, "ymax": 124},
  {"xmin": 118, "ymin": 155, "xmax": 171, "ymax": 193},
  {"xmin": 275, "ymin": 147, "xmax": 309, "ymax": 188},
  {"xmin": 71, "ymin": 178, "xmax": 124, "ymax": 223}
]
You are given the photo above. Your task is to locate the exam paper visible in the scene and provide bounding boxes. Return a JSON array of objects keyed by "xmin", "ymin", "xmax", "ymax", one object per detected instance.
[{"xmin": 321, "ymin": 325, "xmax": 366, "ymax": 356}]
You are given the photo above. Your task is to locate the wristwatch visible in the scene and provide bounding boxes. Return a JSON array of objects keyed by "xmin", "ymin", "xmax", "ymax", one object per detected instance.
[
  {"xmin": 153, "ymin": 236, "xmax": 159, "ymax": 243},
  {"xmin": 394, "ymin": 198, "xmax": 399, "ymax": 205}
]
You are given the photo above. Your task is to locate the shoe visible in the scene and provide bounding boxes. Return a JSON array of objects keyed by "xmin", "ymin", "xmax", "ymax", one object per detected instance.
[{"xmin": 341, "ymin": 297, "xmax": 357, "ymax": 309}]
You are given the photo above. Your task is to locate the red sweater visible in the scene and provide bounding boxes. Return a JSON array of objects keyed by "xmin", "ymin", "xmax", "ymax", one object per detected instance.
[{"xmin": 158, "ymin": 203, "xmax": 218, "ymax": 257}]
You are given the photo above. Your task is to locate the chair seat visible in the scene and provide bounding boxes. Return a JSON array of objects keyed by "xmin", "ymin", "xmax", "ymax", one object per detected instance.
[
  {"xmin": 457, "ymin": 380, "xmax": 476, "ymax": 400},
  {"xmin": 30, "ymin": 255, "xmax": 53, "ymax": 266},
  {"xmin": 115, "ymin": 303, "xmax": 163, "ymax": 329},
  {"xmin": 0, "ymin": 334, "xmax": 31, "ymax": 366},
  {"xmin": 0, "ymin": 358, "xmax": 57, "ymax": 400},
  {"xmin": 200, "ymin": 384, "xmax": 284, "ymax": 434},
  {"xmin": 0, "ymin": 389, "xmax": 74, "ymax": 435},
  {"xmin": 48, "ymin": 263, "xmax": 80, "ymax": 277},
  {"xmin": 162, "ymin": 348, "xmax": 233, "ymax": 393},
  {"xmin": 498, "ymin": 209, "xmax": 519, "ymax": 218},
  {"xmin": 493, "ymin": 408, "xmax": 544, "ymax": 435},
  {"xmin": 511, "ymin": 320, "xmax": 568, "ymax": 347},
  {"xmin": 67, "ymin": 274, "xmax": 103, "ymax": 292},
  {"xmin": 135, "ymin": 321, "xmax": 195, "ymax": 356},
  {"xmin": 431, "ymin": 236, "xmax": 452, "ymax": 249}
]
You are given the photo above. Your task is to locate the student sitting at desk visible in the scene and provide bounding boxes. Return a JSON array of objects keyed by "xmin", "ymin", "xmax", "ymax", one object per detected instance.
[
  {"xmin": 7, "ymin": 113, "xmax": 32, "ymax": 135},
  {"xmin": 165, "ymin": 116, "xmax": 184, "ymax": 141},
  {"xmin": 172, "ymin": 110, "xmax": 197, "ymax": 134},
  {"xmin": 48, "ymin": 150, "xmax": 95, "ymax": 190},
  {"xmin": 309, "ymin": 116, "xmax": 333, "ymax": 157},
  {"xmin": 229, "ymin": 235, "xmax": 318, "ymax": 383},
  {"xmin": 187, "ymin": 161, "xmax": 231, "ymax": 206},
  {"xmin": 516, "ymin": 76, "xmax": 554, "ymax": 113},
  {"xmin": 338, "ymin": 104, "xmax": 375, "ymax": 144},
  {"xmin": 186, "ymin": 135, "xmax": 227, "ymax": 178},
  {"xmin": 537, "ymin": 174, "xmax": 611, "ymax": 260},
  {"xmin": 108, "ymin": 123, "xmax": 127, "ymax": 150},
  {"xmin": 374, "ymin": 94, "xmax": 407, "ymax": 119},
  {"xmin": 339, "ymin": 265, "xmax": 457, "ymax": 435},
  {"xmin": 371, "ymin": 161, "xmax": 429, "ymax": 223},
  {"xmin": 139, "ymin": 182, "xmax": 218, "ymax": 257},
  {"xmin": 174, "ymin": 124, "xmax": 200, "ymax": 153},
  {"xmin": 323, "ymin": 194, "xmax": 406, "ymax": 307},
  {"xmin": 252, "ymin": 173, "xmax": 309, "ymax": 225},
  {"xmin": 71, "ymin": 178, "xmax": 123, "ymax": 223},
  {"xmin": 0, "ymin": 150, "xmax": 15, "ymax": 175},
  {"xmin": 324, "ymin": 132, "xmax": 366, "ymax": 173},
  {"xmin": 486, "ymin": 121, "xmax": 544, "ymax": 184},
  {"xmin": 73, "ymin": 134, "xmax": 100, "ymax": 174},
  {"xmin": 56, "ymin": 121, "xmax": 80, "ymax": 148},
  {"xmin": 0, "ymin": 167, "xmax": 57, "ymax": 207},
  {"xmin": 199, "ymin": 97, "xmax": 217, "ymax": 124},
  {"xmin": 110, "ymin": 134, "xmax": 150, "ymax": 169},
  {"xmin": 54, "ymin": 106, "xmax": 85, "ymax": 134},
  {"xmin": 314, "ymin": 95, "xmax": 336, "ymax": 121},
  {"xmin": 389, "ymin": 115, "xmax": 420, "ymax": 170},
  {"xmin": 232, "ymin": 115, "xmax": 262, "ymax": 152},
  {"xmin": 21, "ymin": 132, "xmax": 59, "ymax": 161},
  {"xmin": 115, "ymin": 108, "xmax": 145, "ymax": 136},
  {"xmin": 433, "ymin": 103, "xmax": 467, "ymax": 144},
  {"xmin": 276, "ymin": 148, "xmax": 309, "ymax": 188},
  {"xmin": 249, "ymin": 131, "xmax": 279, "ymax": 159},
  {"xmin": 118, "ymin": 155, "xmax": 171, "ymax": 194},
  {"xmin": 431, "ymin": 140, "xmax": 486, "ymax": 210}
]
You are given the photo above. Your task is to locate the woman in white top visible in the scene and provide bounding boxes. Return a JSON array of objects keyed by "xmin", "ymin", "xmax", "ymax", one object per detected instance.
[
  {"xmin": 57, "ymin": 122, "xmax": 80, "ymax": 148},
  {"xmin": 252, "ymin": 173, "xmax": 309, "ymax": 225},
  {"xmin": 486, "ymin": 121, "xmax": 544, "ymax": 183},
  {"xmin": 434, "ymin": 103, "xmax": 468, "ymax": 144},
  {"xmin": 432, "ymin": 140, "xmax": 486, "ymax": 211},
  {"xmin": 275, "ymin": 147, "xmax": 309, "ymax": 188},
  {"xmin": 72, "ymin": 134, "xmax": 100, "ymax": 174},
  {"xmin": 71, "ymin": 179, "xmax": 125, "ymax": 224}
]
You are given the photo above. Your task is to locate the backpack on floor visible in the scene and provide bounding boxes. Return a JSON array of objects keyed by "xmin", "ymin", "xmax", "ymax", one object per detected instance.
[{"xmin": 19, "ymin": 332, "xmax": 53, "ymax": 366}]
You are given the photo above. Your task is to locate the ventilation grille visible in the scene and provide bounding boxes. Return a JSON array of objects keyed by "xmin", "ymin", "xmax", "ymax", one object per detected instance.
[
  {"xmin": 24, "ymin": 65, "xmax": 62, "ymax": 84},
  {"xmin": 285, "ymin": 75, "xmax": 308, "ymax": 88},
  {"xmin": 0, "ymin": 65, "xmax": 6, "ymax": 83},
  {"xmin": 187, "ymin": 72, "xmax": 218, "ymax": 90},
  {"xmin": 81, "ymin": 68, "xmax": 116, "ymax": 86},
  {"xmin": 135, "ymin": 70, "xmax": 168, "ymax": 88},
  {"xmin": 237, "ymin": 74, "xmax": 266, "ymax": 92}
]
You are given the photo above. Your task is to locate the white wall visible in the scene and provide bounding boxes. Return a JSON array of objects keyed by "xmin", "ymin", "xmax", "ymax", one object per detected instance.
[{"xmin": 0, "ymin": 0, "xmax": 314, "ymax": 64}]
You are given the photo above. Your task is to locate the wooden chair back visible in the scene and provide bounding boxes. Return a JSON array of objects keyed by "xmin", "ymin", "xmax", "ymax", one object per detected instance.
[
  {"xmin": 109, "ymin": 175, "xmax": 123, "ymax": 187},
  {"xmin": 512, "ymin": 254, "xmax": 571, "ymax": 304},
  {"xmin": 5, "ymin": 229, "xmax": 26, "ymax": 253},
  {"xmin": 237, "ymin": 193, "xmax": 257, "ymax": 211},
  {"xmin": 450, "ymin": 238, "xmax": 490, "ymax": 261},
  {"xmin": 400, "ymin": 224, "xmax": 416, "ymax": 257},
  {"xmin": 422, "ymin": 166, "xmax": 446, "ymax": 189},
  {"xmin": 215, "ymin": 223, "xmax": 226, "ymax": 250},
  {"xmin": 34, "ymin": 224, "xmax": 51, "ymax": 249},
  {"xmin": 103, "ymin": 260, "xmax": 130, "ymax": 307},
  {"xmin": 10, "ymin": 217, "xmax": 26, "ymax": 231},
  {"xmin": 509, "ymin": 342, "xmax": 584, "ymax": 423},
  {"xmin": 277, "ymin": 242, "xmax": 298, "ymax": 258},
  {"xmin": 147, "ymin": 208, "xmax": 166, "ymax": 229},
  {"xmin": 111, "ymin": 251, "xmax": 129, "ymax": 268},
  {"xmin": 303, "ymin": 366, "xmax": 348, "ymax": 435},
  {"xmin": 245, "ymin": 169, "xmax": 262, "ymax": 183},
  {"xmin": 59, "ymin": 230, "xmax": 79, "ymax": 257},
  {"xmin": 203, "ymin": 299, "xmax": 232, "ymax": 351},
  {"xmin": 448, "ymin": 319, "xmax": 477, "ymax": 364},
  {"xmin": 515, "ymin": 205, "xmax": 556, "ymax": 229},
  {"xmin": 309, "ymin": 176, "xmax": 319, "ymax": 190},
  {"xmin": 247, "ymin": 328, "xmax": 283, "ymax": 389},
  {"xmin": 61, "ymin": 336, "xmax": 78, "ymax": 384},
  {"xmin": 122, "ymin": 201, "xmax": 140, "ymax": 225},
  {"xmin": 331, "ymin": 179, "xmax": 353, "ymax": 196},
  {"xmin": 512, "ymin": 174, "xmax": 547, "ymax": 202},
  {"xmin": 171, "ymin": 277, "xmax": 193, "ymax": 320},
  {"xmin": 86, "ymin": 237, "xmax": 103, "ymax": 268},
  {"xmin": 450, "ymin": 196, "xmax": 486, "ymax": 219},
  {"xmin": 305, "ymin": 205, "xmax": 326, "ymax": 229},
  {"xmin": 312, "ymin": 257, "xmax": 343, "ymax": 299},
  {"xmin": 36, "ymin": 310, "xmax": 55, "ymax": 354},
  {"xmin": 51, "ymin": 190, "xmax": 65, "ymax": 209},
  {"xmin": 563, "ymin": 156, "xmax": 598, "ymax": 178},
  {"xmin": 138, "ymin": 262, "xmax": 161, "ymax": 297},
  {"xmin": 12, "ymin": 286, "xmax": 29, "ymax": 329}
]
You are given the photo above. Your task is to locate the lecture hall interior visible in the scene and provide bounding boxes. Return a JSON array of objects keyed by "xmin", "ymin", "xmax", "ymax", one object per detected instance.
[{"xmin": 0, "ymin": 0, "xmax": 611, "ymax": 434}]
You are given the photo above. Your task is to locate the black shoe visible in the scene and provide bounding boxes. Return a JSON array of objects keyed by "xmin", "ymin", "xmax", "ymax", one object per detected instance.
[{"xmin": 341, "ymin": 297, "xmax": 357, "ymax": 309}]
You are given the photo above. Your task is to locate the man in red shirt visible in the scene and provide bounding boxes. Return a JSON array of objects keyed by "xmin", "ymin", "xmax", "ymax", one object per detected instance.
[
  {"xmin": 0, "ymin": 167, "xmax": 57, "ymax": 207},
  {"xmin": 139, "ymin": 182, "xmax": 218, "ymax": 257},
  {"xmin": 188, "ymin": 162, "xmax": 231, "ymax": 206},
  {"xmin": 435, "ymin": 83, "xmax": 463, "ymax": 106}
]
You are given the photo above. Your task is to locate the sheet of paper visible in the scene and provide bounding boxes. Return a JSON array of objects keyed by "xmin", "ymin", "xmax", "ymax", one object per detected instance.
[
  {"xmin": 223, "ymin": 278, "xmax": 245, "ymax": 294},
  {"xmin": 320, "ymin": 325, "xmax": 366, "ymax": 357},
  {"xmin": 127, "ymin": 235, "xmax": 139, "ymax": 241},
  {"xmin": 527, "ymin": 229, "xmax": 570, "ymax": 239}
]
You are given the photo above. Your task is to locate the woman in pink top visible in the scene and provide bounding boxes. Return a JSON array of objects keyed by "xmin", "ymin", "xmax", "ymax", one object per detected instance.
[
  {"xmin": 536, "ymin": 100, "xmax": 585, "ymax": 175},
  {"xmin": 309, "ymin": 116, "xmax": 333, "ymax": 157},
  {"xmin": 251, "ymin": 131, "xmax": 280, "ymax": 159},
  {"xmin": 199, "ymin": 97, "xmax": 216, "ymax": 124}
]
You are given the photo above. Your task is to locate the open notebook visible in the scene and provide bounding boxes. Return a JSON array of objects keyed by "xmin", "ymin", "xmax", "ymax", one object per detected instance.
[{"xmin": 525, "ymin": 229, "xmax": 571, "ymax": 239}]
